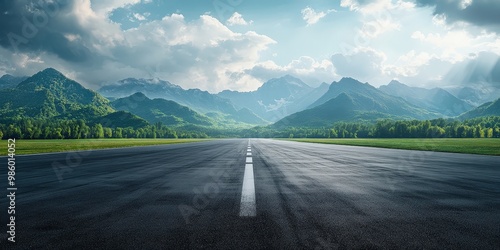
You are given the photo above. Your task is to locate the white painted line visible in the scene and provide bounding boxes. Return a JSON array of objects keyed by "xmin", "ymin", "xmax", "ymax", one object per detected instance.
[
  {"xmin": 247, "ymin": 149, "xmax": 251, "ymax": 152},
  {"xmin": 247, "ymin": 152, "xmax": 252, "ymax": 156},
  {"xmin": 246, "ymin": 157, "xmax": 253, "ymax": 163},
  {"xmin": 239, "ymin": 163, "xmax": 256, "ymax": 217}
]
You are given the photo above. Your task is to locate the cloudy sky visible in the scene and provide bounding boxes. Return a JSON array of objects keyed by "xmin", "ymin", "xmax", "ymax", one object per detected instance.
[{"xmin": 0, "ymin": 0, "xmax": 499, "ymax": 92}]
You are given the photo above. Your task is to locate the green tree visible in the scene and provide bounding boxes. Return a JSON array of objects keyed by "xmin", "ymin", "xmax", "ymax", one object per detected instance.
[
  {"xmin": 494, "ymin": 128, "xmax": 500, "ymax": 138},
  {"xmin": 51, "ymin": 128, "xmax": 63, "ymax": 139},
  {"xmin": 92, "ymin": 124, "xmax": 104, "ymax": 138},
  {"xmin": 103, "ymin": 127, "xmax": 113, "ymax": 138},
  {"xmin": 6, "ymin": 125, "xmax": 22, "ymax": 139},
  {"xmin": 329, "ymin": 129, "xmax": 338, "ymax": 138},
  {"xmin": 485, "ymin": 128, "xmax": 493, "ymax": 138},
  {"xmin": 113, "ymin": 128, "xmax": 123, "ymax": 138}
]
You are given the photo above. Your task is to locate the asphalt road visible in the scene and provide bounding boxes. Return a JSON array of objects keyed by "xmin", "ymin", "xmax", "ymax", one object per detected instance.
[{"xmin": 1, "ymin": 139, "xmax": 500, "ymax": 249}]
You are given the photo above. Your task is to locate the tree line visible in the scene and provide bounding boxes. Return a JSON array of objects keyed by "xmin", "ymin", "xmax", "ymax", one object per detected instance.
[
  {"xmin": 242, "ymin": 116, "xmax": 500, "ymax": 139},
  {"xmin": 1, "ymin": 116, "xmax": 500, "ymax": 139},
  {"xmin": 0, "ymin": 119, "xmax": 208, "ymax": 139}
]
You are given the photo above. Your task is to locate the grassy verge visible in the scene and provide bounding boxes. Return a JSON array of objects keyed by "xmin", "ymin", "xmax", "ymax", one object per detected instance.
[
  {"xmin": 286, "ymin": 138, "xmax": 500, "ymax": 156},
  {"xmin": 0, "ymin": 138, "xmax": 211, "ymax": 156}
]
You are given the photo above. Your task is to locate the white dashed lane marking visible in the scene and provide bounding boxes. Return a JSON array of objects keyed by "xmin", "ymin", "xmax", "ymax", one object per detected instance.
[{"xmin": 240, "ymin": 140, "xmax": 256, "ymax": 217}]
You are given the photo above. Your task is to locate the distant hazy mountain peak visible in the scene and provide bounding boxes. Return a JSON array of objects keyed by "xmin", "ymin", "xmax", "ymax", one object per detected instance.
[
  {"xmin": 280, "ymin": 74, "xmax": 300, "ymax": 80},
  {"xmin": 281, "ymin": 74, "xmax": 307, "ymax": 85},
  {"xmin": 333, "ymin": 77, "xmax": 373, "ymax": 89},
  {"xmin": 387, "ymin": 79, "xmax": 405, "ymax": 86},
  {"xmin": 338, "ymin": 77, "xmax": 363, "ymax": 84},
  {"xmin": 130, "ymin": 92, "xmax": 148, "ymax": 98},
  {"xmin": 319, "ymin": 82, "xmax": 330, "ymax": 87},
  {"xmin": 114, "ymin": 77, "xmax": 181, "ymax": 88},
  {"xmin": 260, "ymin": 74, "xmax": 310, "ymax": 89}
]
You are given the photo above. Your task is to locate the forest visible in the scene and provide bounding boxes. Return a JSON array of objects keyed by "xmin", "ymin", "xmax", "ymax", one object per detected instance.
[
  {"xmin": 0, "ymin": 119, "xmax": 209, "ymax": 139},
  {"xmin": 244, "ymin": 116, "xmax": 500, "ymax": 139},
  {"xmin": 1, "ymin": 116, "xmax": 500, "ymax": 139}
]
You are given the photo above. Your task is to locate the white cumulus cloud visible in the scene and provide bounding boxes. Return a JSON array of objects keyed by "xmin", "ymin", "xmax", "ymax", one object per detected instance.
[
  {"xmin": 90, "ymin": 0, "xmax": 141, "ymax": 16},
  {"xmin": 227, "ymin": 12, "xmax": 252, "ymax": 26},
  {"xmin": 301, "ymin": 7, "xmax": 336, "ymax": 26}
]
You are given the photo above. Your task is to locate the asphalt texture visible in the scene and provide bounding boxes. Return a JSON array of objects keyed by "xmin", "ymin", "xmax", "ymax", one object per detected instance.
[{"xmin": 1, "ymin": 139, "xmax": 499, "ymax": 249}]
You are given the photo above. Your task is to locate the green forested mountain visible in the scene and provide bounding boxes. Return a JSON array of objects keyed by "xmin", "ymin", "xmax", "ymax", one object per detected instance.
[
  {"xmin": 1, "ymin": 68, "xmax": 499, "ymax": 139},
  {"xmin": 0, "ymin": 69, "xmax": 152, "ymax": 130},
  {"xmin": 274, "ymin": 78, "xmax": 439, "ymax": 128},
  {"xmin": 459, "ymin": 98, "xmax": 500, "ymax": 119},
  {"xmin": 273, "ymin": 93, "xmax": 406, "ymax": 127},
  {"xmin": 111, "ymin": 92, "xmax": 214, "ymax": 127},
  {"xmin": 309, "ymin": 78, "xmax": 436, "ymax": 119},
  {"xmin": 99, "ymin": 78, "xmax": 267, "ymax": 125},
  {"xmin": 96, "ymin": 111, "xmax": 150, "ymax": 129},
  {"xmin": 0, "ymin": 68, "xmax": 264, "ymax": 131},
  {"xmin": 0, "ymin": 68, "xmax": 114, "ymax": 119}
]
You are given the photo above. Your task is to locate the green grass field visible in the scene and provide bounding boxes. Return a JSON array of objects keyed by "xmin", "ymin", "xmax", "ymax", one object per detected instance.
[
  {"xmin": 0, "ymin": 138, "xmax": 211, "ymax": 156},
  {"xmin": 287, "ymin": 138, "xmax": 500, "ymax": 156},
  {"xmin": 2, "ymin": 138, "xmax": 499, "ymax": 156}
]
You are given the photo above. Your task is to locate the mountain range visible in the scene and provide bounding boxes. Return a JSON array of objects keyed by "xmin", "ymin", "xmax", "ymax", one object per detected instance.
[
  {"xmin": 218, "ymin": 75, "xmax": 330, "ymax": 121},
  {"xmin": 379, "ymin": 80, "xmax": 473, "ymax": 117},
  {"xmin": 111, "ymin": 92, "xmax": 214, "ymax": 127},
  {"xmin": 275, "ymin": 78, "xmax": 439, "ymax": 127},
  {"xmin": 0, "ymin": 68, "xmax": 499, "ymax": 130},
  {"xmin": 459, "ymin": 98, "xmax": 500, "ymax": 120},
  {"xmin": 99, "ymin": 78, "xmax": 266, "ymax": 125}
]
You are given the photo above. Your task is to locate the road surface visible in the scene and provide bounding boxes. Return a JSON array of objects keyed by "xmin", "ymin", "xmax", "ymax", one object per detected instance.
[{"xmin": 1, "ymin": 139, "xmax": 499, "ymax": 249}]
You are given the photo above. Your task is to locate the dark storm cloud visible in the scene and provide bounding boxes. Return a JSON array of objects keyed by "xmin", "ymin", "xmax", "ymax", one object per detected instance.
[
  {"xmin": 414, "ymin": 0, "xmax": 500, "ymax": 32},
  {"xmin": 0, "ymin": 0, "xmax": 92, "ymax": 62}
]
